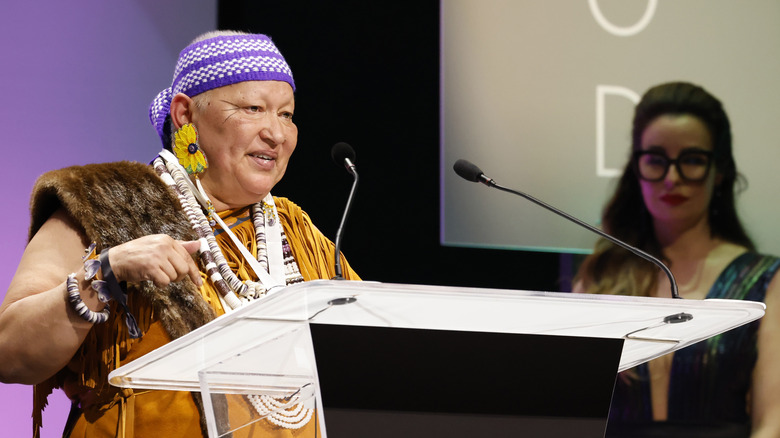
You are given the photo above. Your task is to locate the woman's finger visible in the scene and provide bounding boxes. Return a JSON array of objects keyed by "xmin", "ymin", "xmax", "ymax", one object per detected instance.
[{"xmin": 174, "ymin": 240, "xmax": 203, "ymax": 286}]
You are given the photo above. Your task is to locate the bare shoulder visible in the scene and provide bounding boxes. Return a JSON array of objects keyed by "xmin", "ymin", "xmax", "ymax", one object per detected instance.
[
  {"xmin": 710, "ymin": 241, "xmax": 750, "ymax": 265},
  {"xmin": 1, "ymin": 208, "xmax": 88, "ymax": 310}
]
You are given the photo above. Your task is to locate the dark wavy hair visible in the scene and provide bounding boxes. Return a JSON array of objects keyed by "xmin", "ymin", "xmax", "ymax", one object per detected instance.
[{"xmin": 576, "ymin": 82, "xmax": 754, "ymax": 296}]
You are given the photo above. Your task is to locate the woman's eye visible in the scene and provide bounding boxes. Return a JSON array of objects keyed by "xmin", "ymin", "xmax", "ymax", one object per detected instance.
[
  {"xmin": 680, "ymin": 154, "xmax": 708, "ymax": 166},
  {"xmin": 281, "ymin": 112, "xmax": 294, "ymax": 120},
  {"xmin": 247, "ymin": 106, "xmax": 263, "ymax": 113},
  {"xmin": 644, "ymin": 155, "xmax": 667, "ymax": 167}
]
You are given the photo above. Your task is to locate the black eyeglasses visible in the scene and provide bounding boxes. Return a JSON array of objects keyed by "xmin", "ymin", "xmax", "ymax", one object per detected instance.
[{"xmin": 633, "ymin": 148, "xmax": 714, "ymax": 182}]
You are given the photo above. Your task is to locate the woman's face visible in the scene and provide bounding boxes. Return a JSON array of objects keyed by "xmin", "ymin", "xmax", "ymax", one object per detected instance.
[
  {"xmin": 192, "ymin": 80, "xmax": 297, "ymax": 210},
  {"xmin": 638, "ymin": 114, "xmax": 718, "ymax": 231}
]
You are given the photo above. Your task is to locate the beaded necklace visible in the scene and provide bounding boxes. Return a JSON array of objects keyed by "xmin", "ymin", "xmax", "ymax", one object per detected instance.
[
  {"xmin": 248, "ymin": 393, "xmax": 314, "ymax": 429},
  {"xmin": 153, "ymin": 152, "xmax": 313, "ymax": 429},
  {"xmin": 154, "ymin": 151, "xmax": 305, "ymax": 310}
]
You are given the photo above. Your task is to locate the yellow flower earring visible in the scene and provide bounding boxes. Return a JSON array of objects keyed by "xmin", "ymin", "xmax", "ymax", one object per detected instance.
[
  {"xmin": 173, "ymin": 123, "xmax": 217, "ymax": 226},
  {"xmin": 173, "ymin": 123, "xmax": 208, "ymax": 176}
]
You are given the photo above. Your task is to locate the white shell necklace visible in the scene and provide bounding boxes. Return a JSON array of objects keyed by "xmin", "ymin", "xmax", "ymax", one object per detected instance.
[
  {"xmin": 154, "ymin": 151, "xmax": 313, "ymax": 429},
  {"xmin": 154, "ymin": 150, "xmax": 301, "ymax": 310}
]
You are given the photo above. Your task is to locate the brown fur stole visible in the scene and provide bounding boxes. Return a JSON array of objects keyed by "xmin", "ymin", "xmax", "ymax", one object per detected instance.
[
  {"xmin": 30, "ymin": 161, "xmax": 217, "ymax": 336},
  {"xmin": 30, "ymin": 161, "xmax": 220, "ymax": 436}
]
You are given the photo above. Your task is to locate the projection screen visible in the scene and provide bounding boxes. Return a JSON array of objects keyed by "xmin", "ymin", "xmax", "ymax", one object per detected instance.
[{"xmin": 441, "ymin": 0, "xmax": 780, "ymax": 255}]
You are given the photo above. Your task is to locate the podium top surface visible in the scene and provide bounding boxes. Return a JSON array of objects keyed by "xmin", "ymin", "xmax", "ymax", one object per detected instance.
[{"xmin": 109, "ymin": 280, "xmax": 765, "ymax": 391}]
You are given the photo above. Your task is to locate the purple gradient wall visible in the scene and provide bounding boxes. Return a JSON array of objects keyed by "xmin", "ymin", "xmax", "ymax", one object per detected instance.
[{"xmin": 0, "ymin": 1, "xmax": 216, "ymax": 435}]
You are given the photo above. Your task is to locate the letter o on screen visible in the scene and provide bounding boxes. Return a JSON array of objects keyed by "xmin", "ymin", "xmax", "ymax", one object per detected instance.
[{"xmin": 588, "ymin": 0, "xmax": 657, "ymax": 37}]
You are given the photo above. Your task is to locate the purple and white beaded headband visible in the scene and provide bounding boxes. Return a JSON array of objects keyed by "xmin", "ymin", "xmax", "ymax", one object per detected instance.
[{"xmin": 149, "ymin": 33, "xmax": 296, "ymax": 143}]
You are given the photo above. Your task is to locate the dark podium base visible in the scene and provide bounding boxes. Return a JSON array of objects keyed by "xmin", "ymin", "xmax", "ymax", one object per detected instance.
[
  {"xmin": 324, "ymin": 409, "xmax": 608, "ymax": 438},
  {"xmin": 311, "ymin": 323, "xmax": 623, "ymax": 438}
]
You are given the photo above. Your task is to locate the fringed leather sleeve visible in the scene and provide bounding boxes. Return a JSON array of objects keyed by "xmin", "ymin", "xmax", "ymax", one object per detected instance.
[{"xmin": 274, "ymin": 197, "xmax": 361, "ymax": 281}]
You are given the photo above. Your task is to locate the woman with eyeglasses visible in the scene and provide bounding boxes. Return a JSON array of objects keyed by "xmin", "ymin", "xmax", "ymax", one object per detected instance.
[{"xmin": 574, "ymin": 82, "xmax": 780, "ymax": 437}]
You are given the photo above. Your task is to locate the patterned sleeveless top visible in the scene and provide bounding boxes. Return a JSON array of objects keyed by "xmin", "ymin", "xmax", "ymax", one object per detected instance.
[{"xmin": 608, "ymin": 252, "xmax": 780, "ymax": 433}]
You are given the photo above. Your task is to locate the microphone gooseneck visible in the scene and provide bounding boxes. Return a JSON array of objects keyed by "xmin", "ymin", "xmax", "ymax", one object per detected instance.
[
  {"xmin": 331, "ymin": 142, "xmax": 359, "ymax": 280},
  {"xmin": 453, "ymin": 159, "xmax": 681, "ymax": 299}
]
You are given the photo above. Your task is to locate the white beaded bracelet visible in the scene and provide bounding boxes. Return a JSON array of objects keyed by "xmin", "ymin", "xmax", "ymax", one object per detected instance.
[{"xmin": 66, "ymin": 273, "xmax": 110, "ymax": 324}]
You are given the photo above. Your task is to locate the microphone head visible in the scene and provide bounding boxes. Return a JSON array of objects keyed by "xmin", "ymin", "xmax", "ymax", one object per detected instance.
[
  {"xmin": 453, "ymin": 159, "xmax": 484, "ymax": 182},
  {"xmin": 331, "ymin": 142, "xmax": 356, "ymax": 166}
]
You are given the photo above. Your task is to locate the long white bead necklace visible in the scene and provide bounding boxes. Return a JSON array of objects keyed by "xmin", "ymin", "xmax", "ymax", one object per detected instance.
[
  {"xmin": 154, "ymin": 151, "xmax": 304, "ymax": 310},
  {"xmin": 154, "ymin": 152, "xmax": 312, "ymax": 428},
  {"xmin": 247, "ymin": 393, "xmax": 314, "ymax": 429}
]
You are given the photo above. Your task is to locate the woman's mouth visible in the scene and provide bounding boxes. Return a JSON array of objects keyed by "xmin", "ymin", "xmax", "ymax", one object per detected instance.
[
  {"xmin": 248, "ymin": 152, "xmax": 276, "ymax": 170},
  {"xmin": 659, "ymin": 194, "xmax": 688, "ymax": 206},
  {"xmin": 249, "ymin": 153, "xmax": 274, "ymax": 161}
]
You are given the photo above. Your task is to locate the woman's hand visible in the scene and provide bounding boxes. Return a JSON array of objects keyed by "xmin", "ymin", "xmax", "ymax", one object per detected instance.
[{"xmin": 108, "ymin": 235, "xmax": 202, "ymax": 288}]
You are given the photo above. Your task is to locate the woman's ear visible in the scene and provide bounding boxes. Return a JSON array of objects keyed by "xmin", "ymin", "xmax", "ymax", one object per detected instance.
[{"xmin": 169, "ymin": 93, "xmax": 195, "ymax": 130}]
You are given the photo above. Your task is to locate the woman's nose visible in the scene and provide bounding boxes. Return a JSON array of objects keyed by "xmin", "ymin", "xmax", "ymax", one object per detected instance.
[
  {"xmin": 664, "ymin": 163, "xmax": 682, "ymax": 186},
  {"xmin": 260, "ymin": 116, "xmax": 286, "ymax": 145}
]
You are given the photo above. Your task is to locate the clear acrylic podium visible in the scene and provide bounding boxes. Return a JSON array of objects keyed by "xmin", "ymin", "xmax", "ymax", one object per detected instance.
[{"xmin": 108, "ymin": 280, "xmax": 765, "ymax": 438}]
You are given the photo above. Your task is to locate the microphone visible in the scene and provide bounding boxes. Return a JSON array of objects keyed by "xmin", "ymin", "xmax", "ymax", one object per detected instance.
[
  {"xmin": 332, "ymin": 141, "xmax": 357, "ymax": 175},
  {"xmin": 330, "ymin": 142, "xmax": 359, "ymax": 280},
  {"xmin": 453, "ymin": 159, "xmax": 682, "ymax": 300}
]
